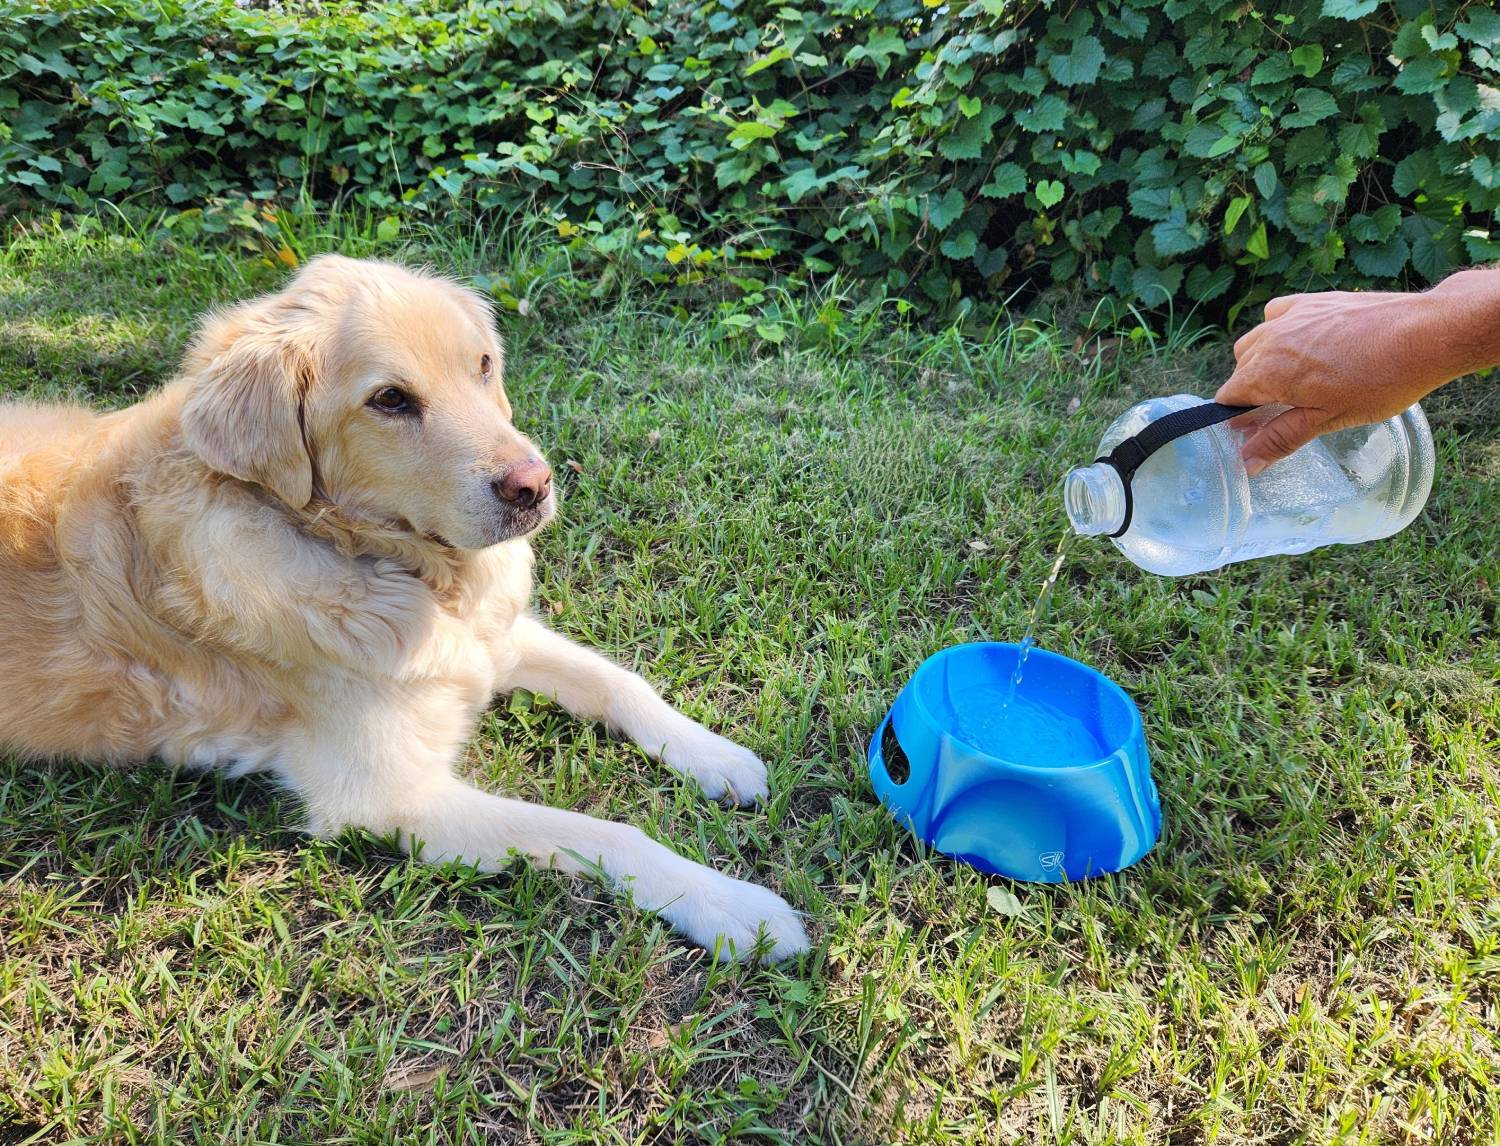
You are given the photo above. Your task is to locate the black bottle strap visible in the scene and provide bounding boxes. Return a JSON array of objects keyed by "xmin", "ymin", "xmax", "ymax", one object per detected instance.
[{"xmin": 1094, "ymin": 402, "xmax": 1256, "ymax": 538}]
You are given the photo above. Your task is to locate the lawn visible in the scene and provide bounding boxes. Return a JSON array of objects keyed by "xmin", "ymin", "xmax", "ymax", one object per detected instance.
[{"xmin": 1, "ymin": 223, "xmax": 1498, "ymax": 1144}]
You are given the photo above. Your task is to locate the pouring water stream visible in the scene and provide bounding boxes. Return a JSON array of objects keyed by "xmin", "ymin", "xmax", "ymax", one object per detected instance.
[{"xmin": 1000, "ymin": 533, "xmax": 1073, "ymax": 715}]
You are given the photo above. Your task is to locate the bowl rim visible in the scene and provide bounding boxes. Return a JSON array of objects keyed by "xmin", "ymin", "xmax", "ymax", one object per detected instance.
[{"xmin": 899, "ymin": 640, "xmax": 1144, "ymax": 776}]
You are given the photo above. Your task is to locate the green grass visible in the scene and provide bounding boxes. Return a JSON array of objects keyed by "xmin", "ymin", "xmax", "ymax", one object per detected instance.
[{"xmin": 1, "ymin": 220, "xmax": 1498, "ymax": 1144}]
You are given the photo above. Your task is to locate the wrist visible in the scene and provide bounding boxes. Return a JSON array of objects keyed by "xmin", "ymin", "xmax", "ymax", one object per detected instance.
[
  {"xmin": 1430, "ymin": 266, "xmax": 1500, "ymax": 300},
  {"xmin": 1418, "ymin": 267, "xmax": 1500, "ymax": 380}
]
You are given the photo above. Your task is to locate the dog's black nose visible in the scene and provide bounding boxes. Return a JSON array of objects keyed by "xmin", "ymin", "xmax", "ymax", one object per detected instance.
[{"xmin": 493, "ymin": 458, "xmax": 552, "ymax": 510}]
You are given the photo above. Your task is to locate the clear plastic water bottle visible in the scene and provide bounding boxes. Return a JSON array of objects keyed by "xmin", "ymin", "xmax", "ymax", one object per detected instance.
[{"xmin": 1063, "ymin": 395, "xmax": 1435, "ymax": 576}]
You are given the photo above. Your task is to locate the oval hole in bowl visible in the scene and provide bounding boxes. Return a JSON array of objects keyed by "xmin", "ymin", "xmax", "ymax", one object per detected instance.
[{"xmin": 881, "ymin": 722, "xmax": 911, "ymax": 785}]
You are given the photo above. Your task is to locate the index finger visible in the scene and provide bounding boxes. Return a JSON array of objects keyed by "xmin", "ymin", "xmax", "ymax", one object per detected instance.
[
  {"xmin": 1215, "ymin": 358, "xmax": 1269, "ymax": 408},
  {"xmin": 1233, "ymin": 325, "xmax": 1267, "ymax": 361}
]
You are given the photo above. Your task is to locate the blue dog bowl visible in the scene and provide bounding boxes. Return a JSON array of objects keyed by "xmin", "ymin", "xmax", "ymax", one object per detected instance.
[{"xmin": 868, "ymin": 642, "xmax": 1160, "ymax": 882}]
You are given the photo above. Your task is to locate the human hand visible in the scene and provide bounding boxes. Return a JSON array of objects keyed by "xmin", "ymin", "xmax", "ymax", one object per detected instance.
[{"xmin": 1215, "ymin": 269, "xmax": 1500, "ymax": 474}]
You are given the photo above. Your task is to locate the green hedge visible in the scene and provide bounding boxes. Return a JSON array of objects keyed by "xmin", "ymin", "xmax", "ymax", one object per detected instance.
[{"xmin": 3, "ymin": 0, "xmax": 1499, "ymax": 321}]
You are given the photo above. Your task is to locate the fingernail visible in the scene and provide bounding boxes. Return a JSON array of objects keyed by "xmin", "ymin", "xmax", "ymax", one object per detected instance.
[{"xmin": 1244, "ymin": 456, "xmax": 1267, "ymax": 477}]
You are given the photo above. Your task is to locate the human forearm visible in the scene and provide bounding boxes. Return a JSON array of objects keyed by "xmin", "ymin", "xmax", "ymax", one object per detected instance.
[{"xmin": 1215, "ymin": 265, "xmax": 1500, "ymax": 472}]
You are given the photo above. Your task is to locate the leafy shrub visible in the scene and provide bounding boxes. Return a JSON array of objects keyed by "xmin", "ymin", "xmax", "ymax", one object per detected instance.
[{"xmin": 3, "ymin": 0, "xmax": 1498, "ymax": 323}]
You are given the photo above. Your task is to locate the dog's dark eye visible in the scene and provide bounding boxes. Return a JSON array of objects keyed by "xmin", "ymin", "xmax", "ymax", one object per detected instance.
[
  {"xmin": 368, "ymin": 386, "xmax": 415, "ymax": 414},
  {"xmin": 480, "ymin": 354, "xmax": 493, "ymax": 383}
]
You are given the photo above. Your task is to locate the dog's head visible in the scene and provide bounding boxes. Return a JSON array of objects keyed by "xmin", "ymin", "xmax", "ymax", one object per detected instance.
[{"xmin": 179, "ymin": 254, "xmax": 552, "ymax": 550}]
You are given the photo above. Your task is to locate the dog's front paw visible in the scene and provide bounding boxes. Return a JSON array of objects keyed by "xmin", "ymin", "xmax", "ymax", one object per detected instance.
[
  {"xmin": 663, "ymin": 868, "xmax": 810, "ymax": 964},
  {"xmin": 662, "ymin": 728, "xmax": 769, "ymax": 806}
]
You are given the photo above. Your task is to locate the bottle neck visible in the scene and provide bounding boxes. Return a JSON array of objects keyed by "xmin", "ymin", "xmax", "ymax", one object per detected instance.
[{"xmin": 1063, "ymin": 462, "xmax": 1127, "ymax": 537}]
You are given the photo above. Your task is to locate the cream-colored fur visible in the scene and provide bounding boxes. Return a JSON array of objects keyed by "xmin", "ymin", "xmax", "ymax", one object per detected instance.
[{"xmin": 0, "ymin": 254, "xmax": 807, "ymax": 961}]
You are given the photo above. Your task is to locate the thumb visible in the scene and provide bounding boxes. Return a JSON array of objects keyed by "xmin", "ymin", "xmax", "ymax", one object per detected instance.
[{"xmin": 1240, "ymin": 406, "xmax": 1324, "ymax": 476}]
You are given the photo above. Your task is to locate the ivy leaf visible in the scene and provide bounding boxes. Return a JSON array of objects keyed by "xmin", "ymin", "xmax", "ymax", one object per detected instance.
[
  {"xmin": 1291, "ymin": 45, "xmax": 1324, "ymax": 77},
  {"xmin": 939, "ymin": 229, "xmax": 978, "ymax": 259},
  {"xmin": 727, "ymin": 120, "xmax": 780, "ymax": 148},
  {"xmin": 1245, "ymin": 222, "xmax": 1270, "ymax": 260},
  {"xmin": 1321, "ymin": 0, "xmax": 1379, "ymax": 18},
  {"xmin": 1048, "ymin": 35, "xmax": 1105, "ymax": 87},
  {"xmin": 980, "ymin": 163, "xmax": 1027, "ymax": 199},
  {"xmin": 1332, "ymin": 57, "xmax": 1377, "ymax": 88},
  {"xmin": 974, "ymin": 242, "xmax": 1008, "ymax": 276},
  {"xmin": 781, "ymin": 167, "xmax": 823, "ymax": 203},
  {"xmin": 1347, "ymin": 204, "xmax": 1400, "ymax": 242},
  {"xmin": 1287, "ymin": 184, "xmax": 1331, "ymax": 230},
  {"xmin": 1471, "ymin": 155, "xmax": 1500, "ymax": 190},
  {"xmin": 1186, "ymin": 263, "xmax": 1235, "ymax": 302},
  {"xmin": 1016, "ymin": 94, "xmax": 1068, "ymax": 132},
  {"xmin": 1250, "ymin": 55, "xmax": 1293, "ymax": 86},
  {"xmin": 1152, "ymin": 207, "xmax": 1207, "ymax": 256},
  {"xmin": 1434, "ymin": 76, "xmax": 1480, "ymax": 124},
  {"xmin": 1253, "ymin": 162, "xmax": 1278, "ymax": 199},
  {"xmin": 743, "ymin": 46, "xmax": 790, "ymax": 77},
  {"xmin": 1127, "ymin": 184, "xmax": 1176, "ymax": 221},
  {"xmin": 1081, "ymin": 206, "xmax": 1123, "ymax": 238},
  {"xmin": 1132, "ymin": 97, "xmax": 1169, "ymax": 129},
  {"xmin": 1352, "ymin": 235, "xmax": 1410, "ymax": 276},
  {"xmin": 938, "ymin": 117, "xmax": 984, "ymax": 160},
  {"xmin": 1059, "ymin": 150, "xmax": 1101, "ymax": 176},
  {"xmin": 1106, "ymin": 5, "xmax": 1150, "ymax": 39},
  {"xmin": 1224, "ymin": 195, "xmax": 1252, "ymax": 236},
  {"xmin": 1457, "ymin": 7, "xmax": 1500, "ymax": 49},
  {"xmin": 1283, "ymin": 89, "xmax": 1339, "ymax": 128},
  {"xmin": 941, "ymin": 103, "xmax": 1005, "ymax": 160},
  {"xmin": 714, "ymin": 152, "xmax": 762, "ymax": 188},
  {"xmin": 1337, "ymin": 118, "xmax": 1383, "ymax": 158},
  {"xmin": 1421, "ymin": 27, "xmax": 1458, "ymax": 52},
  {"xmin": 1205, "ymin": 133, "xmax": 1241, "ymax": 159},
  {"xmin": 1285, "ymin": 126, "xmax": 1332, "ymax": 169},
  {"xmin": 431, "ymin": 169, "xmax": 465, "ymax": 196},
  {"xmin": 1394, "ymin": 55, "xmax": 1451, "ymax": 95},
  {"xmin": 1404, "ymin": 213, "xmax": 1457, "ymax": 280},
  {"xmin": 1463, "ymin": 232, "xmax": 1500, "ymax": 262},
  {"xmin": 1035, "ymin": 179, "xmax": 1065, "ymax": 208},
  {"xmin": 1393, "ymin": 151, "xmax": 1440, "ymax": 196},
  {"xmin": 845, "ymin": 26, "xmax": 906, "ymax": 77},
  {"xmin": 1391, "ymin": 20, "xmax": 1431, "ymax": 59},
  {"xmin": 1130, "ymin": 263, "xmax": 1183, "ymax": 305},
  {"xmin": 928, "ymin": 188, "xmax": 965, "ymax": 230}
]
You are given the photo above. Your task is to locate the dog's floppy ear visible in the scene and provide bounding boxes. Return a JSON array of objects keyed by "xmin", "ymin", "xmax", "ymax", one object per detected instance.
[{"xmin": 180, "ymin": 300, "xmax": 315, "ymax": 510}]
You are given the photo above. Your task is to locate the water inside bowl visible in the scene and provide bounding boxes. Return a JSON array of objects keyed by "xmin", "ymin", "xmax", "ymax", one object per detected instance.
[{"xmin": 946, "ymin": 688, "xmax": 1106, "ymax": 767}]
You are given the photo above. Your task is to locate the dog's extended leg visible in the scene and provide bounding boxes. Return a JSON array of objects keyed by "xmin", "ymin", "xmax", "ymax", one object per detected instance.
[
  {"xmin": 287, "ymin": 735, "xmax": 807, "ymax": 961},
  {"xmin": 404, "ymin": 780, "xmax": 806, "ymax": 962},
  {"xmin": 502, "ymin": 614, "xmax": 772, "ymax": 806}
]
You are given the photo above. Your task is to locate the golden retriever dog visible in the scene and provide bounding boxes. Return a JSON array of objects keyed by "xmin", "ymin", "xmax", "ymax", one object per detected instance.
[{"xmin": 0, "ymin": 254, "xmax": 808, "ymax": 961}]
